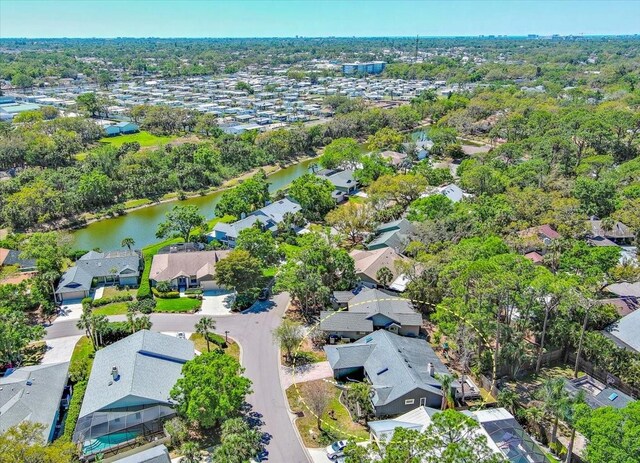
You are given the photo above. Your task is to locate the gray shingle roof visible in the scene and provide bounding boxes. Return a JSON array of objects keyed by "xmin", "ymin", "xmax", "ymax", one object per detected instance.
[
  {"xmin": 212, "ymin": 198, "xmax": 301, "ymax": 239},
  {"xmin": 319, "ymin": 311, "xmax": 374, "ymax": 332},
  {"xmin": 57, "ymin": 250, "xmax": 141, "ymax": 293},
  {"xmin": 321, "ymin": 289, "xmax": 421, "ymax": 333},
  {"xmin": 366, "ymin": 229, "xmax": 410, "ymax": 252},
  {"xmin": 56, "ymin": 265, "xmax": 94, "ymax": 293},
  {"xmin": 325, "ymin": 330, "xmax": 452, "ymax": 406},
  {"xmin": 602, "ymin": 309, "xmax": 640, "ymax": 353},
  {"xmin": 349, "ymin": 289, "xmax": 422, "ymax": 326},
  {"xmin": 318, "ymin": 169, "xmax": 357, "ymax": 190},
  {"xmin": 0, "ymin": 362, "xmax": 69, "ymax": 442},
  {"xmin": 113, "ymin": 444, "xmax": 171, "ymax": 463},
  {"xmin": 79, "ymin": 331, "xmax": 194, "ymax": 418}
]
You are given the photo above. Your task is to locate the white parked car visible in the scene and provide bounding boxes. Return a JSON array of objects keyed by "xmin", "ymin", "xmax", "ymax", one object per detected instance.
[{"xmin": 326, "ymin": 440, "xmax": 347, "ymax": 460}]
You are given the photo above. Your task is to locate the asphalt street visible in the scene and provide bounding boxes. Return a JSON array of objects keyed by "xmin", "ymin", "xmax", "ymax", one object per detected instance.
[{"xmin": 44, "ymin": 293, "xmax": 310, "ymax": 463}]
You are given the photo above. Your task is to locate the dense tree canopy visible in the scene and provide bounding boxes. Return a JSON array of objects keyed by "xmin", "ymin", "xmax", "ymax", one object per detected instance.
[{"xmin": 171, "ymin": 350, "xmax": 252, "ymax": 429}]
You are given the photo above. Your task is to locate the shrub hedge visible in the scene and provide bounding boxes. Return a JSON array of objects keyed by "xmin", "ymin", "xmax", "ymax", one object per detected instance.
[
  {"xmin": 137, "ymin": 262, "xmax": 152, "ymax": 299},
  {"xmin": 206, "ymin": 332, "xmax": 228, "ymax": 348},
  {"xmin": 184, "ymin": 288, "xmax": 203, "ymax": 295},
  {"xmin": 92, "ymin": 294, "xmax": 133, "ymax": 307},
  {"xmin": 61, "ymin": 380, "xmax": 87, "ymax": 442},
  {"xmin": 152, "ymin": 288, "xmax": 180, "ymax": 298}
]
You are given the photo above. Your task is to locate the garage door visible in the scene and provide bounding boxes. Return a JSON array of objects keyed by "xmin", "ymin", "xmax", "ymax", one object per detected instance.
[
  {"xmin": 61, "ymin": 290, "xmax": 87, "ymax": 301},
  {"xmin": 200, "ymin": 280, "xmax": 222, "ymax": 291}
]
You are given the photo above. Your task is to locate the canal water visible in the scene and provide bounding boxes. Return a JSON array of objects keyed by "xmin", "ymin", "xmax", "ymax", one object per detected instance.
[{"xmin": 71, "ymin": 158, "xmax": 316, "ymax": 251}]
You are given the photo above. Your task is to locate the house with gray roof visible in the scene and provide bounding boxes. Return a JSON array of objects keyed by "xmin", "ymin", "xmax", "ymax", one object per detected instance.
[
  {"xmin": 437, "ymin": 184, "xmax": 468, "ymax": 203},
  {"xmin": 55, "ymin": 250, "xmax": 142, "ymax": 302},
  {"xmin": 113, "ymin": 444, "xmax": 171, "ymax": 463},
  {"xmin": 602, "ymin": 308, "xmax": 640, "ymax": 353},
  {"xmin": 324, "ymin": 330, "xmax": 454, "ymax": 416},
  {"xmin": 209, "ymin": 197, "xmax": 303, "ymax": 246},
  {"xmin": 366, "ymin": 219, "xmax": 413, "ymax": 253},
  {"xmin": 321, "ymin": 288, "xmax": 421, "ymax": 341},
  {"xmin": 564, "ymin": 375, "xmax": 635, "ymax": 410},
  {"xmin": 316, "ymin": 168, "xmax": 359, "ymax": 202},
  {"xmin": 0, "ymin": 362, "xmax": 70, "ymax": 442},
  {"xmin": 73, "ymin": 331, "xmax": 194, "ymax": 457}
]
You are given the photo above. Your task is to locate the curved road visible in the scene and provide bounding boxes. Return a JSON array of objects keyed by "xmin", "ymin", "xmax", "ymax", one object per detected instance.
[{"xmin": 45, "ymin": 293, "xmax": 310, "ymax": 463}]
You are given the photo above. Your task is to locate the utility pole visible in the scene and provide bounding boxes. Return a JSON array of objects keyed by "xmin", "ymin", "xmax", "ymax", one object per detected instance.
[{"xmin": 415, "ymin": 35, "xmax": 419, "ymax": 63}]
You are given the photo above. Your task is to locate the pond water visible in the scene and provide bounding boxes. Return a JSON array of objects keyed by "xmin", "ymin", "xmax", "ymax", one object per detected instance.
[{"xmin": 70, "ymin": 158, "xmax": 316, "ymax": 251}]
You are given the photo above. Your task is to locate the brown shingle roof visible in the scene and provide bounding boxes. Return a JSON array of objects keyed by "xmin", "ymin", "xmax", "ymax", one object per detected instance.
[{"xmin": 149, "ymin": 250, "xmax": 230, "ymax": 282}]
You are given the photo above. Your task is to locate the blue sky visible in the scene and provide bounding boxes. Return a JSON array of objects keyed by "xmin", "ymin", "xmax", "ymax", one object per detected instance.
[{"xmin": 1, "ymin": 1, "xmax": 639, "ymax": 38}]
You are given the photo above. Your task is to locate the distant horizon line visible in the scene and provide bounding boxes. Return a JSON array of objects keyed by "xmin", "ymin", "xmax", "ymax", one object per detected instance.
[{"xmin": 2, "ymin": 33, "xmax": 640, "ymax": 41}]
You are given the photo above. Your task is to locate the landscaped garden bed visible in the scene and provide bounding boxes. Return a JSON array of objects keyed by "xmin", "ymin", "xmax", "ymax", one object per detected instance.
[{"xmin": 286, "ymin": 379, "xmax": 369, "ymax": 448}]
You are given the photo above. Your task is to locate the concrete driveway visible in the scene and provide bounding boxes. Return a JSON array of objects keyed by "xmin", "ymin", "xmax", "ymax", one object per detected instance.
[
  {"xmin": 42, "ymin": 335, "xmax": 83, "ymax": 364},
  {"xmin": 52, "ymin": 300, "xmax": 84, "ymax": 323},
  {"xmin": 199, "ymin": 290, "xmax": 235, "ymax": 316},
  {"xmin": 307, "ymin": 448, "xmax": 331, "ymax": 463},
  {"xmin": 282, "ymin": 361, "xmax": 333, "ymax": 389}
]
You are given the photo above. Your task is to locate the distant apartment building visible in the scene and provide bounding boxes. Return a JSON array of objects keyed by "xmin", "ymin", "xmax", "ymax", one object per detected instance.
[{"xmin": 342, "ymin": 61, "xmax": 386, "ymax": 75}]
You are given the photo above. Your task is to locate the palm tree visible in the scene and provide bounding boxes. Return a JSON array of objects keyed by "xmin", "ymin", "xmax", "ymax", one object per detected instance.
[
  {"xmin": 93, "ymin": 315, "xmax": 108, "ymax": 347},
  {"xmin": 538, "ymin": 377, "xmax": 569, "ymax": 444},
  {"xmin": 76, "ymin": 304, "xmax": 97, "ymax": 350},
  {"xmin": 76, "ymin": 307, "xmax": 95, "ymax": 349},
  {"xmin": 180, "ymin": 442, "xmax": 200, "ymax": 463},
  {"xmin": 497, "ymin": 388, "xmax": 519, "ymax": 416},
  {"xmin": 562, "ymin": 391, "xmax": 586, "ymax": 463},
  {"xmin": 522, "ymin": 406, "xmax": 546, "ymax": 442},
  {"xmin": 41, "ymin": 269, "xmax": 60, "ymax": 301},
  {"xmin": 435, "ymin": 373, "xmax": 456, "ymax": 410},
  {"xmin": 109, "ymin": 267, "xmax": 118, "ymax": 285},
  {"xmin": 376, "ymin": 267, "xmax": 394, "ymax": 289},
  {"xmin": 195, "ymin": 316, "xmax": 216, "ymax": 352},
  {"xmin": 574, "ymin": 291, "xmax": 595, "ymax": 378},
  {"xmin": 121, "ymin": 237, "xmax": 135, "ymax": 251}
]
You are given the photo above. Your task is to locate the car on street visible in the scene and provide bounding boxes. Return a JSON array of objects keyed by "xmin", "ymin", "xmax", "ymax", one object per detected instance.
[{"xmin": 326, "ymin": 440, "xmax": 348, "ymax": 460}]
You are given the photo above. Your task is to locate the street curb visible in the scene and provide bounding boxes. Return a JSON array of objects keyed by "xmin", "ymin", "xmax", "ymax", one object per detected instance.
[{"xmin": 277, "ymin": 301, "xmax": 313, "ymax": 463}]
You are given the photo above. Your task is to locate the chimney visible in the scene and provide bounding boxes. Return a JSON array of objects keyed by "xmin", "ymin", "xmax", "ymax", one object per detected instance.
[
  {"xmin": 427, "ymin": 362, "xmax": 434, "ymax": 377},
  {"xmin": 111, "ymin": 366, "xmax": 119, "ymax": 381}
]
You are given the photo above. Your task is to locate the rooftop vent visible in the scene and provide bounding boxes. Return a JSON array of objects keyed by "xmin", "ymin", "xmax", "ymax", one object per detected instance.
[
  {"xmin": 427, "ymin": 362, "xmax": 435, "ymax": 377},
  {"xmin": 377, "ymin": 367, "xmax": 388, "ymax": 375},
  {"xmin": 365, "ymin": 336, "xmax": 373, "ymax": 343},
  {"xmin": 111, "ymin": 366, "xmax": 119, "ymax": 381}
]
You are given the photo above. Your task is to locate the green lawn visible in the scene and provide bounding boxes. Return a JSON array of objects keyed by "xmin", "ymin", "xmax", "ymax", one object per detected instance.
[
  {"xmin": 142, "ymin": 237, "xmax": 183, "ymax": 259},
  {"xmin": 99, "ymin": 131, "xmax": 175, "ymax": 148},
  {"xmin": 122, "ymin": 198, "xmax": 152, "ymax": 209},
  {"xmin": 92, "ymin": 302, "xmax": 130, "ymax": 316},
  {"xmin": 102, "ymin": 286, "xmax": 137, "ymax": 298},
  {"xmin": 286, "ymin": 380, "xmax": 369, "ymax": 448},
  {"xmin": 262, "ymin": 266, "xmax": 277, "ymax": 278},
  {"xmin": 189, "ymin": 333, "xmax": 241, "ymax": 361},
  {"xmin": 70, "ymin": 336, "xmax": 95, "ymax": 373},
  {"xmin": 280, "ymin": 243, "xmax": 302, "ymax": 259},
  {"xmin": 155, "ymin": 297, "xmax": 202, "ymax": 313}
]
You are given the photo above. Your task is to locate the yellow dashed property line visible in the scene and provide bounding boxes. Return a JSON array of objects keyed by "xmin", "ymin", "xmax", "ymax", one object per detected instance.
[{"xmin": 290, "ymin": 295, "xmax": 498, "ymax": 442}]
